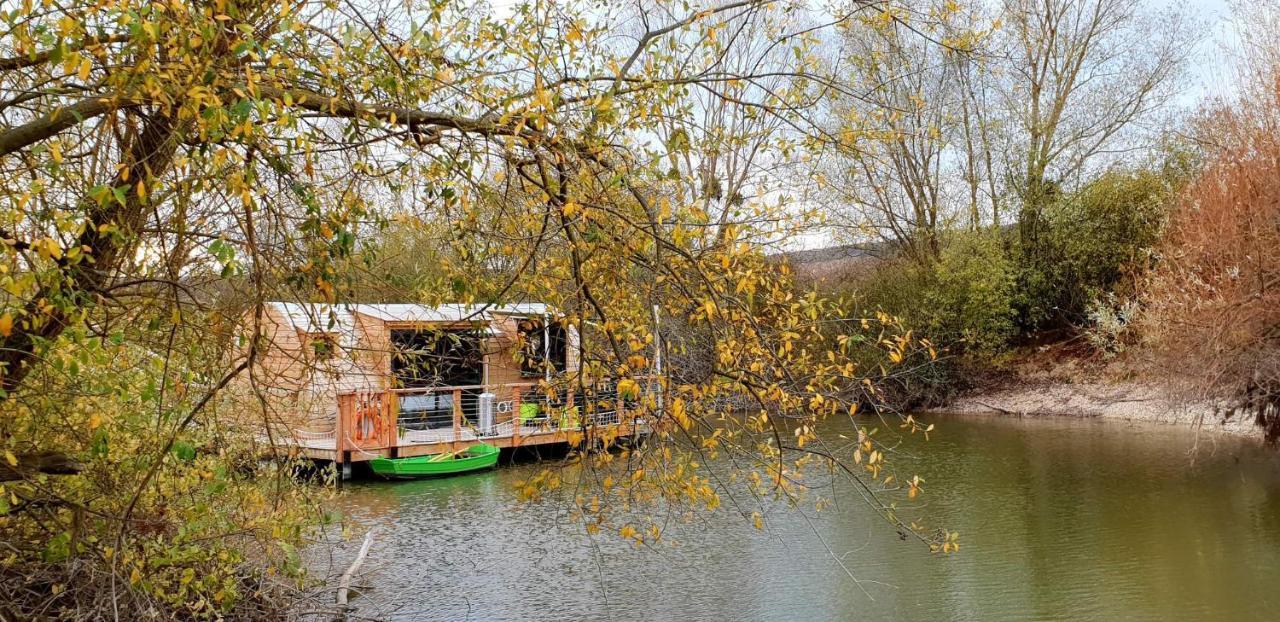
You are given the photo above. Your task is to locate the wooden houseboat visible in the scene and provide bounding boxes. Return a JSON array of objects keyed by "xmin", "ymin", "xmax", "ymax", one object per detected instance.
[{"xmin": 254, "ymin": 302, "xmax": 649, "ymax": 478}]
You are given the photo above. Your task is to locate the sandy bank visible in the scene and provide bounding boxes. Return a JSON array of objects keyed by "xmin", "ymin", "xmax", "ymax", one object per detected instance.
[{"xmin": 931, "ymin": 379, "xmax": 1257, "ymax": 437}]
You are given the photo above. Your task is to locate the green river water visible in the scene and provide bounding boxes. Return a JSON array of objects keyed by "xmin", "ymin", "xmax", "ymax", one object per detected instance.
[{"xmin": 322, "ymin": 415, "xmax": 1280, "ymax": 621}]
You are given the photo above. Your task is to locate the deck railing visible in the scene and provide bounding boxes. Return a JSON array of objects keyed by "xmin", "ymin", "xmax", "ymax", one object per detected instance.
[{"xmin": 332, "ymin": 379, "xmax": 650, "ymax": 457}]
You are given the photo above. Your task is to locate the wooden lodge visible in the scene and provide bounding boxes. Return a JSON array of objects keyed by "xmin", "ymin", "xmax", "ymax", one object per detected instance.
[{"xmin": 255, "ymin": 302, "xmax": 649, "ymax": 477}]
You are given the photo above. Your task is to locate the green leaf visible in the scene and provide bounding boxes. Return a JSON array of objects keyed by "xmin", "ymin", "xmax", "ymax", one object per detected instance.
[
  {"xmin": 172, "ymin": 441, "xmax": 196, "ymax": 462},
  {"xmin": 42, "ymin": 531, "xmax": 71, "ymax": 563}
]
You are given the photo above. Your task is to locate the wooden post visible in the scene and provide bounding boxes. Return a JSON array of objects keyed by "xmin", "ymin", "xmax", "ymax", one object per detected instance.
[
  {"xmin": 336, "ymin": 394, "xmax": 352, "ymax": 457},
  {"xmin": 512, "ymin": 386, "xmax": 522, "ymax": 447},
  {"xmin": 452, "ymin": 388, "xmax": 463, "ymax": 450},
  {"xmin": 336, "ymin": 394, "xmax": 355, "ymax": 484},
  {"xmin": 385, "ymin": 391, "xmax": 398, "ymax": 457},
  {"xmin": 566, "ymin": 389, "xmax": 576, "ymax": 440}
]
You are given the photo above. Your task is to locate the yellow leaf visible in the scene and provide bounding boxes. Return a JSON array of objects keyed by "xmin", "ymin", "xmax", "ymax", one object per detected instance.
[
  {"xmin": 4, "ymin": 451, "xmax": 16, "ymax": 467},
  {"xmin": 617, "ymin": 378, "xmax": 639, "ymax": 399},
  {"xmin": 0, "ymin": 313, "xmax": 12, "ymax": 337},
  {"xmin": 33, "ymin": 238, "xmax": 61, "ymax": 260}
]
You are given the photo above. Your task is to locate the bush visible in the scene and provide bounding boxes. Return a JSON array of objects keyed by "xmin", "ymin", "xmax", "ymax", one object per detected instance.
[
  {"xmin": 1017, "ymin": 168, "xmax": 1172, "ymax": 329},
  {"xmin": 1083, "ymin": 293, "xmax": 1140, "ymax": 357},
  {"xmin": 1140, "ymin": 87, "xmax": 1280, "ymax": 442},
  {"xmin": 830, "ymin": 229, "xmax": 1016, "ymax": 407},
  {"xmin": 922, "ymin": 230, "xmax": 1019, "ymax": 357},
  {"xmin": 845, "ymin": 229, "xmax": 1017, "ymax": 358},
  {"xmin": 0, "ymin": 330, "xmax": 321, "ymax": 618}
]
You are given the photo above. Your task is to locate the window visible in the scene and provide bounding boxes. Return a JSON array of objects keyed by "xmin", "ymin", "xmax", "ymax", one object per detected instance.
[
  {"xmin": 517, "ymin": 318, "xmax": 567, "ymax": 377},
  {"xmin": 308, "ymin": 332, "xmax": 339, "ymax": 360},
  {"xmin": 388, "ymin": 328, "xmax": 486, "ymax": 430},
  {"xmin": 389, "ymin": 328, "xmax": 484, "ymax": 388}
]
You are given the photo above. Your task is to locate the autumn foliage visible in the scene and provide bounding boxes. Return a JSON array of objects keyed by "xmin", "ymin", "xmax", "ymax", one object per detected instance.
[{"xmin": 1140, "ymin": 76, "xmax": 1280, "ymax": 442}]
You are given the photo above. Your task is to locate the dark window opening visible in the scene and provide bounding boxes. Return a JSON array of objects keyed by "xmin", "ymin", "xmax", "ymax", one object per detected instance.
[
  {"xmin": 309, "ymin": 332, "xmax": 339, "ymax": 360},
  {"xmin": 517, "ymin": 318, "xmax": 567, "ymax": 377},
  {"xmin": 390, "ymin": 328, "xmax": 485, "ymax": 430},
  {"xmin": 390, "ymin": 328, "xmax": 484, "ymax": 388}
]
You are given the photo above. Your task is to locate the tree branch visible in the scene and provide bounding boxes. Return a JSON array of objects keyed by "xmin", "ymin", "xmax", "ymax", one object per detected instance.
[
  {"xmin": 0, "ymin": 34, "xmax": 130, "ymax": 71},
  {"xmin": 0, "ymin": 96, "xmax": 134, "ymax": 157},
  {"xmin": 254, "ymin": 86, "xmax": 532, "ymax": 139},
  {"xmin": 0, "ymin": 451, "xmax": 83, "ymax": 482}
]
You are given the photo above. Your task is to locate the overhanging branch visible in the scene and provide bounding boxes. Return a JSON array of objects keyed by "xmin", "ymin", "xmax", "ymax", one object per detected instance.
[
  {"xmin": 254, "ymin": 85, "xmax": 537, "ymax": 140},
  {"xmin": 0, "ymin": 96, "xmax": 134, "ymax": 157}
]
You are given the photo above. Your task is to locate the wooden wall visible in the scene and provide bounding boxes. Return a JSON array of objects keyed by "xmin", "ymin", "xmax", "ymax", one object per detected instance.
[{"xmin": 250, "ymin": 307, "xmax": 576, "ymax": 433}]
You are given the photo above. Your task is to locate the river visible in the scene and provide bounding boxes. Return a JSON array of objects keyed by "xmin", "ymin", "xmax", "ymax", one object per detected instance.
[{"xmin": 319, "ymin": 416, "xmax": 1280, "ymax": 621}]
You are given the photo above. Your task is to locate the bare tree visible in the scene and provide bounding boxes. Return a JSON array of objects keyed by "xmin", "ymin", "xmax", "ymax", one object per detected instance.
[
  {"xmin": 995, "ymin": 0, "xmax": 1193, "ymax": 253},
  {"xmin": 825, "ymin": 2, "xmax": 984, "ymax": 264}
]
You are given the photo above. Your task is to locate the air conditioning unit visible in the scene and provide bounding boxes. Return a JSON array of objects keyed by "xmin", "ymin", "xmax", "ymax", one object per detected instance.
[{"xmin": 478, "ymin": 392, "xmax": 496, "ymax": 436}]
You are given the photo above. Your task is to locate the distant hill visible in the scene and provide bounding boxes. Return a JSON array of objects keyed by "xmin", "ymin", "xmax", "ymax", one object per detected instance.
[{"xmin": 772, "ymin": 243, "xmax": 890, "ymax": 284}]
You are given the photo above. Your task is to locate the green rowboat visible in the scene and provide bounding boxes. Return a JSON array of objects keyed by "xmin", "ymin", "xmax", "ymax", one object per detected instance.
[{"xmin": 369, "ymin": 443, "xmax": 500, "ymax": 478}]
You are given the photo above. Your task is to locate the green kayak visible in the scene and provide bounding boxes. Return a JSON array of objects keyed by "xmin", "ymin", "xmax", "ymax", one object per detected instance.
[{"xmin": 369, "ymin": 443, "xmax": 500, "ymax": 478}]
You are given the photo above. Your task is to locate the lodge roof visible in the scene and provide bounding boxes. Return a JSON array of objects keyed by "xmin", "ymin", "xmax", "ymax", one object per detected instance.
[{"xmin": 266, "ymin": 301, "xmax": 550, "ymax": 334}]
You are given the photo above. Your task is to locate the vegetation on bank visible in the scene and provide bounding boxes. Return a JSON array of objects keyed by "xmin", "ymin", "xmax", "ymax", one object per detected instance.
[
  {"xmin": 821, "ymin": 1, "xmax": 1280, "ymax": 437},
  {"xmin": 830, "ymin": 164, "xmax": 1179, "ymax": 404}
]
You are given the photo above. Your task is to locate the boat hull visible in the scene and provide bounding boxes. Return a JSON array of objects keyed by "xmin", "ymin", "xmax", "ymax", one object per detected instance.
[{"xmin": 369, "ymin": 443, "xmax": 500, "ymax": 478}]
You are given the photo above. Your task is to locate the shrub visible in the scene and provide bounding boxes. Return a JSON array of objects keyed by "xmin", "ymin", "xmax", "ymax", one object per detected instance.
[
  {"xmin": 830, "ymin": 229, "xmax": 1016, "ymax": 407},
  {"xmin": 922, "ymin": 230, "xmax": 1019, "ymax": 357},
  {"xmin": 843, "ymin": 229, "xmax": 1018, "ymax": 358},
  {"xmin": 1084, "ymin": 293, "xmax": 1140, "ymax": 357},
  {"xmin": 1018, "ymin": 168, "xmax": 1172, "ymax": 329},
  {"xmin": 1140, "ymin": 85, "xmax": 1280, "ymax": 442}
]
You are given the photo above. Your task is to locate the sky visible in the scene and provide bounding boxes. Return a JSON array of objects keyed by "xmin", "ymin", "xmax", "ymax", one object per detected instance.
[
  {"xmin": 1178, "ymin": 0, "xmax": 1243, "ymax": 104},
  {"xmin": 486, "ymin": 0, "xmax": 1250, "ymax": 252}
]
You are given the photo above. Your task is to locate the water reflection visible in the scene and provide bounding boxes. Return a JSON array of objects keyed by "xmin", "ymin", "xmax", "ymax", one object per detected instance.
[{"xmin": 322, "ymin": 416, "xmax": 1280, "ymax": 621}]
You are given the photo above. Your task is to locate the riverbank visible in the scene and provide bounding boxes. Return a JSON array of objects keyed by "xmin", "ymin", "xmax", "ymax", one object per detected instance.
[{"xmin": 931, "ymin": 378, "xmax": 1256, "ymax": 437}]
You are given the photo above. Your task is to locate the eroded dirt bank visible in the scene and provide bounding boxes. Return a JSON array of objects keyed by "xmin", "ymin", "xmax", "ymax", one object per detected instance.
[
  {"xmin": 928, "ymin": 342, "xmax": 1259, "ymax": 437},
  {"xmin": 931, "ymin": 379, "xmax": 1256, "ymax": 436}
]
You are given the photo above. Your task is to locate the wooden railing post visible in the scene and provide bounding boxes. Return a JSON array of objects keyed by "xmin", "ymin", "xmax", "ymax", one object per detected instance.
[
  {"xmin": 452, "ymin": 388, "xmax": 463, "ymax": 450},
  {"xmin": 512, "ymin": 386, "xmax": 522, "ymax": 446},
  {"xmin": 337, "ymin": 394, "xmax": 354, "ymax": 455},
  {"xmin": 385, "ymin": 391, "xmax": 398, "ymax": 453}
]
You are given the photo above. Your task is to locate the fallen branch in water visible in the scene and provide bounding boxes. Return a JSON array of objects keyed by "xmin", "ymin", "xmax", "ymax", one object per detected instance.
[{"xmin": 334, "ymin": 529, "xmax": 376, "ymax": 621}]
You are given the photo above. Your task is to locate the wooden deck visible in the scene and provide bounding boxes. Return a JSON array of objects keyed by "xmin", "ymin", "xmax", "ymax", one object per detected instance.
[{"xmin": 269, "ymin": 381, "xmax": 651, "ymax": 473}]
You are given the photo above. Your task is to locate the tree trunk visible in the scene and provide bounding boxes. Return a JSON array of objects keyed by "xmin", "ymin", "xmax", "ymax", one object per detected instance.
[{"xmin": 0, "ymin": 112, "xmax": 180, "ymax": 392}]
